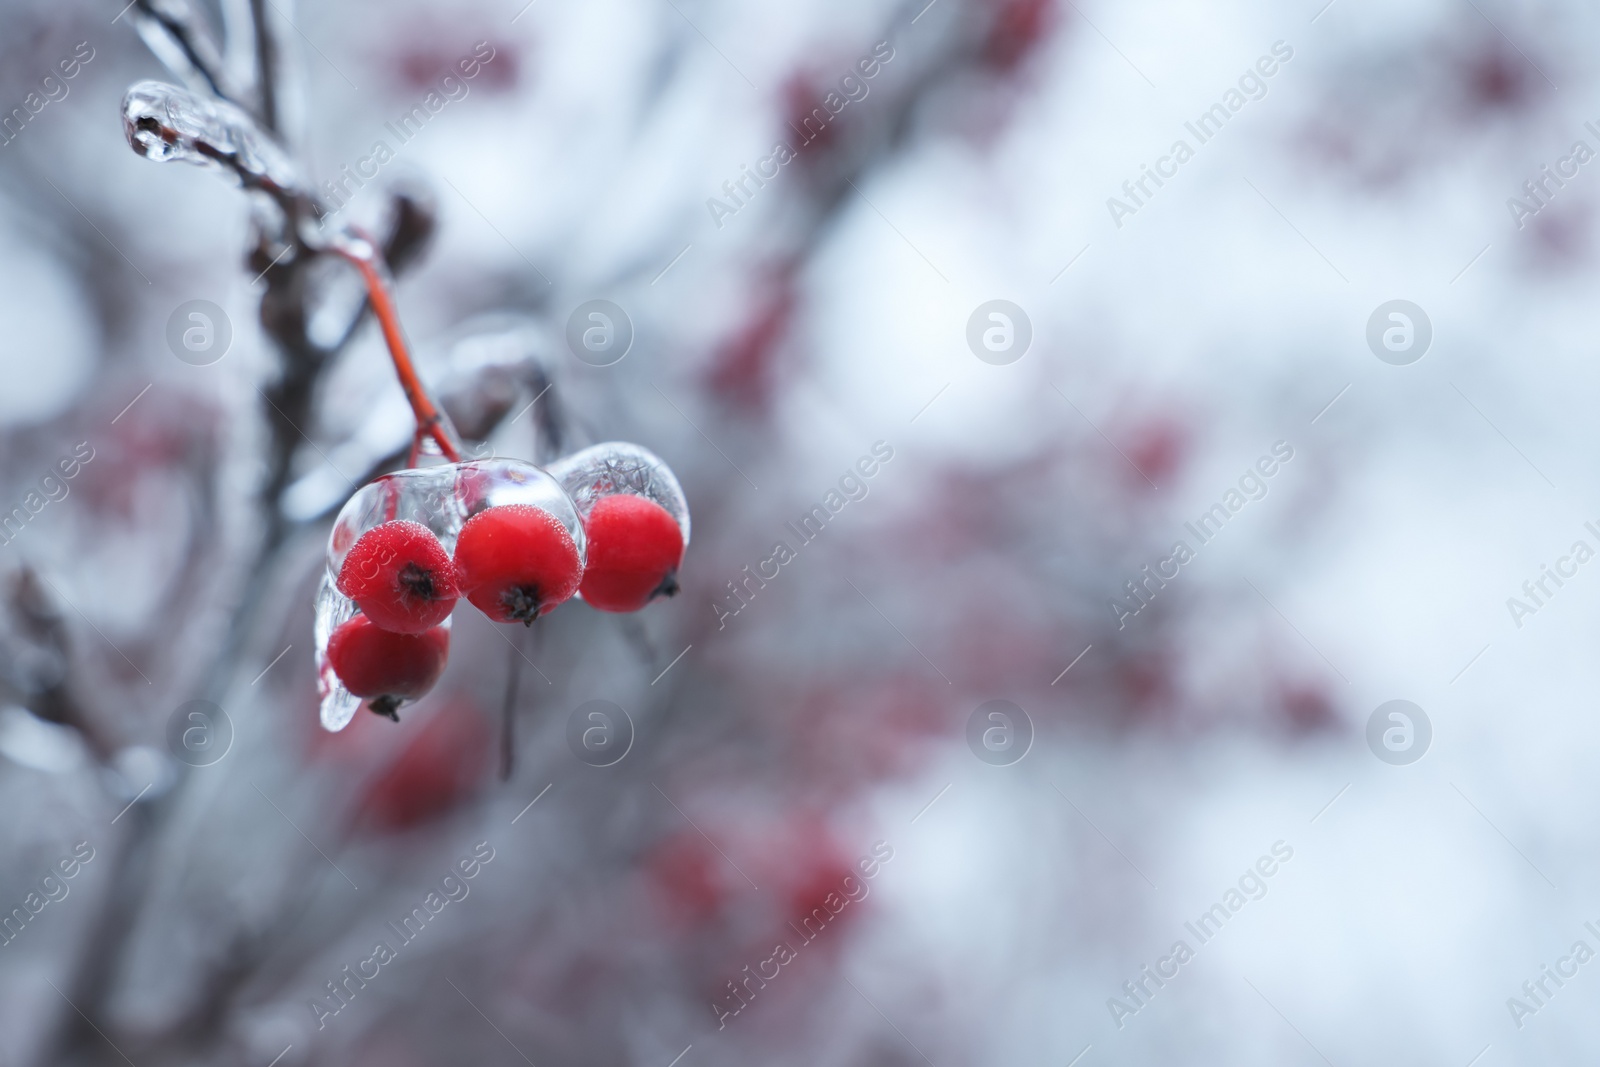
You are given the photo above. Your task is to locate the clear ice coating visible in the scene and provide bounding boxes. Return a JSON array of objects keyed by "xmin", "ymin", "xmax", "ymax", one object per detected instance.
[
  {"xmin": 327, "ymin": 459, "xmax": 584, "ymax": 578},
  {"xmin": 326, "ymin": 464, "xmax": 464, "ymax": 578},
  {"xmin": 122, "ymin": 80, "xmax": 300, "ymax": 193},
  {"xmin": 547, "ymin": 442, "xmax": 691, "ymax": 545},
  {"xmin": 455, "ymin": 458, "xmax": 587, "ymax": 563},
  {"xmin": 317, "ymin": 459, "xmax": 585, "ymax": 730},
  {"xmin": 313, "ymin": 573, "xmax": 362, "ymax": 732},
  {"xmin": 315, "ymin": 572, "xmax": 454, "ymax": 732},
  {"xmin": 320, "ymin": 464, "xmax": 460, "ymax": 733}
]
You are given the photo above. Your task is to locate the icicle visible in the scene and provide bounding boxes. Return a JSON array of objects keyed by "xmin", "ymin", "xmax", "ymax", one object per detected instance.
[{"xmin": 313, "ymin": 573, "xmax": 362, "ymax": 732}]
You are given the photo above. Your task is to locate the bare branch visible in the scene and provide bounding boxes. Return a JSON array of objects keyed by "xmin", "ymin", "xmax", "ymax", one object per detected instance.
[
  {"xmin": 0, "ymin": 567, "xmax": 116, "ymax": 762},
  {"xmin": 248, "ymin": 0, "xmax": 280, "ymax": 131},
  {"xmin": 128, "ymin": 0, "xmax": 237, "ymax": 103}
]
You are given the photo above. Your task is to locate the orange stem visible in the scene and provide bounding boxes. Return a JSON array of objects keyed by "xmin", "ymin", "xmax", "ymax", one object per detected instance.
[{"xmin": 330, "ymin": 238, "xmax": 461, "ymax": 463}]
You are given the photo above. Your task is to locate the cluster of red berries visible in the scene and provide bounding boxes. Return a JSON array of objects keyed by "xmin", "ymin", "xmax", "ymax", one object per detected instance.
[{"xmin": 316, "ymin": 445, "xmax": 689, "ymax": 729}]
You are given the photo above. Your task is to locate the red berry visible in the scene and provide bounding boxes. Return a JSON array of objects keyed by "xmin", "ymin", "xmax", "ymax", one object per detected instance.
[
  {"xmin": 579, "ymin": 493, "xmax": 685, "ymax": 612},
  {"xmin": 453, "ymin": 504, "xmax": 582, "ymax": 624},
  {"xmin": 327, "ymin": 614, "xmax": 450, "ymax": 720},
  {"xmin": 336, "ymin": 520, "xmax": 459, "ymax": 634}
]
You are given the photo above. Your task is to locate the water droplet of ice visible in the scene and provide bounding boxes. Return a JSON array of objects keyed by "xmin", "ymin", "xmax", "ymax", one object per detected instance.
[{"xmin": 122, "ymin": 80, "xmax": 300, "ymax": 194}]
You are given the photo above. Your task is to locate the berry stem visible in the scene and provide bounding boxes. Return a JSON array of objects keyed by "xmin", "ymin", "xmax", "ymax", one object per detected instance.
[
  {"xmin": 499, "ymin": 630, "xmax": 524, "ymax": 781},
  {"xmin": 330, "ymin": 233, "xmax": 462, "ymax": 463}
]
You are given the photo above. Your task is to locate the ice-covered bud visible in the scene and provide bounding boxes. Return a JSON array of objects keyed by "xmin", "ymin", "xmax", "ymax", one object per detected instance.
[{"xmin": 433, "ymin": 319, "xmax": 561, "ymax": 455}]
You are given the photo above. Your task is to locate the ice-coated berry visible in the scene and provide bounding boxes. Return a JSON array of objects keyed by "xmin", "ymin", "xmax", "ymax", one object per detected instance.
[
  {"xmin": 547, "ymin": 442, "xmax": 690, "ymax": 613},
  {"xmin": 453, "ymin": 504, "xmax": 583, "ymax": 624},
  {"xmin": 327, "ymin": 614, "xmax": 450, "ymax": 720},
  {"xmin": 336, "ymin": 519, "xmax": 459, "ymax": 634},
  {"xmin": 579, "ymin": 493, "xmax": 685, "ymax": 612}
]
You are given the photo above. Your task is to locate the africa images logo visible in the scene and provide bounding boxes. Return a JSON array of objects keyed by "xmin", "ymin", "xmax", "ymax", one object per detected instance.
[
  {"xmin": 309, "ymin": 842, "xmax": 496, "ymax": 1029},
  {"xmin": 1110, "ymin": 441, "xmax": 1294, "ymax": 628},
  {"xmin": 713, "ymin": 441, "xmax": 894, "ymax": 628},
  {"xmin": 705, "ymin": 41, "xmax": 895, "ymax": 230},
  {"xmin": 1106, "ymin": 841, "xmax": 1294, "ymax": 1029},
  {"xmin": 713, "ymin": 841, "xmax": 894, "ymax": 1029},
  {"xmin": 1106, "ymin": 41, "xmax": 1294, "ymax": 229}
]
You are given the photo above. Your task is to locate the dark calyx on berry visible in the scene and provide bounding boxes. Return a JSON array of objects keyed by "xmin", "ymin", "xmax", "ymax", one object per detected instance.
[
  {"xmin": 453, "ymin": 504, "xmax": 582, "ymax": 624},
  {"xmin": 369, "ymin": 695, "xmax": 403, "ymax": 721},
  {"xmin": 652, "ymin": 572, "xmax": 681, "ymax": 599},
  {"xmin": 398, "ymin": 561, "xmax": 439, "ymax": 600},
  {"xmin": 337, "ymin": 520, "xmax": 459, "ymax": 634},
  {"xmin": 499, "ymin": 584, "xmax": 544, "ymax": 626}
]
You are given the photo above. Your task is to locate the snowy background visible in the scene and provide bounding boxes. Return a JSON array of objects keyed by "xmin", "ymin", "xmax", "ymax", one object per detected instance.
[{"xmin": 0, "ymin": 0, "xmax": 1597, "ymax": 1064}]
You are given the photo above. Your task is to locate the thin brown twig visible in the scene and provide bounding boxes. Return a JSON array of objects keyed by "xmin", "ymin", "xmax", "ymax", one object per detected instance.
[{"xmin": 328, "ymin": 236, "xmax": 462, "ymax": 462}]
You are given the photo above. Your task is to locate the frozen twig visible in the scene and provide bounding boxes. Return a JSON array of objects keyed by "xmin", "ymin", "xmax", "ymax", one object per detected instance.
[
  {"xmin": 122, "ymin": 79, "xmax": 307, "ymax": 225},
  {"xmin": 500, "ymin": 629, "xmax": 524, "ymax": 780},
  {"xmin": 51, "ymin": 34, "xmax": 445, "ymax": 1067}
]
